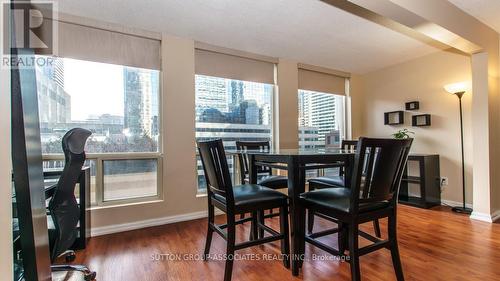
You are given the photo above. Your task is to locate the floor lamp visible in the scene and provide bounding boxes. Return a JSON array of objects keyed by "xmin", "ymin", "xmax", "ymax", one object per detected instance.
[{"xmin": 444, "ymin": 82, "xmax": 472, "ymax": 214}]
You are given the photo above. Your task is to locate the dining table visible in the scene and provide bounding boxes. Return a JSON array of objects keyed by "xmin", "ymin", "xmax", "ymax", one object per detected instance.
[{"xmin": 229, "ymin": 148, "xmax": 355, "ymax": 276}]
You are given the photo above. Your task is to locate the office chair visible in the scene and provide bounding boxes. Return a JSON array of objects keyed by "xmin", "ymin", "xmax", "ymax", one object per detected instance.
[{"xmin": 48, "ymin": 128, "xmax": 96, "ymax": 281}]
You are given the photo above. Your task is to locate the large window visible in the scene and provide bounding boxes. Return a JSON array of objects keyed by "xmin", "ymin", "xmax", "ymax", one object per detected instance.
[
  {"xmin": 298, "ymin": 90, "xmax": 345, "ymax": 149},
  {"xmin": 298, "ymin": 89, "xmax": 346, "ymax": 179},
  {"xmin": 195, "ymin": 75, "xmax": 273, "ymax": 192},
  {"xmin": 36, "ymin": 56, "xmax": 161, "ymax": 206}
]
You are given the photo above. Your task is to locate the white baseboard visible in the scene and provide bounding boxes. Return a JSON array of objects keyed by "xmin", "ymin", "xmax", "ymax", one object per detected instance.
[
  {"xmin": 469, "ymin": 210, "xmax": 500, "ymax": 223},
  {"xmin": 441, "ymin": 200, "xmax": 500, "ymax": 223},
  {"xmin": 441, "ymin": 199, "xmax": 472, "ymax": 209},
  {"xmin": 91, "ymin": 209, "xmax": 223, "ymax": 237},
  {"xmin": 91, "ymin": 200, "xmax": 498, "ymax": 236},
  {"xmin": 470, "ymin": 212, "xmax": 494, "ymax": 223}
]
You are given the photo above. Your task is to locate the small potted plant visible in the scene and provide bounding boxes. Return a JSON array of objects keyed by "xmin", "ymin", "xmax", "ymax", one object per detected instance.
[{"xmin": 392, "ymin": 128, "xmax": 414, "ymax": 139}]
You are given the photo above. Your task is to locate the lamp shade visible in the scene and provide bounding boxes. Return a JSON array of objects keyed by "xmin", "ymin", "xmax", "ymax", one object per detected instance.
[{"xmin": 444, "ymin": 82, "xmax": 470, "ymax": 94}]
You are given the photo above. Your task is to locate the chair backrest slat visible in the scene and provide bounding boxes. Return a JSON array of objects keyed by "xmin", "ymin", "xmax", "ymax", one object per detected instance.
[
  {"xmin": 341, "ymin": 140, "xmax": 358, "ymax": 150},
  {"xmin": 350, "ymin": 138, "xmax": 412, "ymax": 213},
  {"xmin": 340, "ymin": 140, "xmax": 358, "ymax": 176},
  {"xmin": 236, "ymin": 141, "xmax": 271, "ymax": 184},
  {"xmin": 197, "ymin": 139, "xmax": 235, "ymax": 203},
  {"xmin": 361, "ymin": 146, "xmax": 376, "ymax": 198}
]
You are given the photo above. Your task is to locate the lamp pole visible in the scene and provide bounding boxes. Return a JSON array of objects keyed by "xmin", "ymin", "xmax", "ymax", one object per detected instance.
[{"xmin": 452, "ymin": 91, "xmax": 472, "ymax": 214}]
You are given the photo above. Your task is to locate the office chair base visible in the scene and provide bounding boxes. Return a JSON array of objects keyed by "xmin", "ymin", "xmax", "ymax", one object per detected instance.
[
  {"xmin": 61, "ymin": 250, "xmax": 76, "ymax": 262},
  {"xmin": 52, "ymin": 264, "xmax": 96, "ymax": 281}
]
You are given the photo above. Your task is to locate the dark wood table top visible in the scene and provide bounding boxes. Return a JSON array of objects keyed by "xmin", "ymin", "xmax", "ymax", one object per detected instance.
[{"xmin": 228, "ymin": 148, "xmax": 355, "ymax": 156}]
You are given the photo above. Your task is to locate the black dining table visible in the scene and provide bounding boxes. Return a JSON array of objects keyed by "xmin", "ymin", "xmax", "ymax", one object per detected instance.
[{"xmin": 230, "ymin": 148, "xmax": 355, "ymax": 276}]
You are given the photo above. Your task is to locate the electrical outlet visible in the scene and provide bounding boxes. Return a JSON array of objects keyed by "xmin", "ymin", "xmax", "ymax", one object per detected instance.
[{"xmin": 440, "ymin": 177, "xmax": 448, "ymax": 187}]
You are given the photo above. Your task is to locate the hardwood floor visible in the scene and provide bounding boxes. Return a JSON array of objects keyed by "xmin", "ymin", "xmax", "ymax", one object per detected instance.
[{"xmin": 69, "ymin": 205, "xmax": 500, "ymax": 281}]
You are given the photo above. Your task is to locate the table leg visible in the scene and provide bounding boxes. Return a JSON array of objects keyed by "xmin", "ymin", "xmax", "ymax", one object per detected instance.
[
  {"xmin": 288, "ymin": 156, "xmax": 306, "ymax": 276},
  {"xmin": 297, "ymin": 168, "xmax": 306, "ymax": 269},
  {"xmin": 248, "ymin": 155, "xmax": 259, "ymax": 241},
  {"xmin": 248, "ymin": 154, "xmax": 257, "ymax": 184},
  {"xmin": 344, "ymin": 155, "xmax": 354, "ymax": 187}
]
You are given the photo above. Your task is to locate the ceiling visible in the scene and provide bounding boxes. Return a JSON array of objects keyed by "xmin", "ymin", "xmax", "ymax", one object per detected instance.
[
  {"xmin": 448, "ymin": 0, "xmax": 500, "ymax": 33},
  {"xmin": 53, "ymin": 0, "xmax": 443, "ymax": 74}
]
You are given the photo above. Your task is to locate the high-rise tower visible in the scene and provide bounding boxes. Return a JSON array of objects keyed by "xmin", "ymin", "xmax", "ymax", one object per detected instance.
[{"xmin": 124, "ymin": 68, "xmax": 155, "ymax": 137}]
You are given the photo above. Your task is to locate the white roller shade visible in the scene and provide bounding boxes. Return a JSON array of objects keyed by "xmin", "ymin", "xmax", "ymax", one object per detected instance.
[
  {"xmin": 37, "ymin": 20, "xmax": 161, "ymax": 70},
  {"xmin": 195, "ymin": 49, "xmax": 275, "ymax": 84},
  {"xmin": 298, "ymin": 68, "xmax": 346, "ymax": 95}
]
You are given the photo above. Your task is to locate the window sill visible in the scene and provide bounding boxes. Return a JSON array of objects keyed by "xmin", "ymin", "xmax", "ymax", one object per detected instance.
[
  {"xmin": 196, "ymin": 192, "xmax": 208, "ymax": 198},
  {"xmin": 89, "ymin": 199, "xmax": 164, "ymax": 211}
]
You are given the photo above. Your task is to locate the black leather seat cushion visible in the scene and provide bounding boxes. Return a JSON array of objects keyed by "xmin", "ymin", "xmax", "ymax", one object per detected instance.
[
  {"xmin": 300, "ymin": 188, "xmax": 389, "ymax": 214},
  {"xmin": 258, "ymin": 175, "xmax": 288, "ymax": 189},
  {"xmin": 214, "ymin": 184, "xmax": 287, "ymax": 210},
  {"xmin": 308, "ymin": 176, "xmax": 345, "ymax": 188}
]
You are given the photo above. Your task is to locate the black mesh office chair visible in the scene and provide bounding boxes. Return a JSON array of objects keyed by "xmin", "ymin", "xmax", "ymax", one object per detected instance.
[{"xmin": 48, "ymin": 128, "xmax": 96, "ymax": 281}]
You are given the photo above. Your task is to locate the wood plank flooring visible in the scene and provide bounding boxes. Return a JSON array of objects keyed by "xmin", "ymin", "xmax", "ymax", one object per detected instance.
[{"xmin": 68, "ymin": 205, "xmax": 500, "ymax": 281}]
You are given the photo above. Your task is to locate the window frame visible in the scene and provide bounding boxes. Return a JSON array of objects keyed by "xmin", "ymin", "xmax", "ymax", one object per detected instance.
[
  {"xmin": 43, "ymin": 152, "xmax": 163, "ymax": 207},
  {"xmin": 38, "ymin": 57, "xmax": 164, "ymax": 208}
]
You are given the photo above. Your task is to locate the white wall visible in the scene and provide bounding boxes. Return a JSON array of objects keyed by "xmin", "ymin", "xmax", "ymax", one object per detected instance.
[{"xmin": 351, "ymin": 50, "xmax": 473, "ymax": 205}]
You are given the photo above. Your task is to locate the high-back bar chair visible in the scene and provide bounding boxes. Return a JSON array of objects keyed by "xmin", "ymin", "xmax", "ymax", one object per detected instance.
[
  {"xmin": 236, "ymin": 140, "xmax": 288, "ymax": 189},
  {"xmin": 198, "ymin": 139, "xmax": 290, "ymax": 281},
  {"xmin": 307, "ymin": 140, "xmax": 381, "ymax": 237},
  {"xmin": 235, "ymin": 141, "xmax": 288, "ymax": 230},
  {"xmin": 299, "ymin": 137, "xmax": 412, "ymax": 281}
]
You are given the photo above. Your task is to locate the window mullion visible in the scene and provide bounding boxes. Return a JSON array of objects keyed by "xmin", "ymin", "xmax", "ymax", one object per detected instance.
[{"xmin": 96, "ymin": 157, "xmax": 104, "ymax": 206}]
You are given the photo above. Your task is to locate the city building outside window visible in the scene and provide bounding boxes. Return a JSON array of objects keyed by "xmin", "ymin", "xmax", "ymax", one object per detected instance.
[
  {"xmin": 195, "ymin": 75, "xmax": 273, "ymax": 192},
  {"xmin": 298, "ymin": 89, "xmax": 345, "ymax": 149},
  {"xmin": 298, "ymin": 89, "xmax": 345, "ymax": 178},
  {"xmin": 36, "ymin": 56, "xmax": 161, "ymax": 206}
]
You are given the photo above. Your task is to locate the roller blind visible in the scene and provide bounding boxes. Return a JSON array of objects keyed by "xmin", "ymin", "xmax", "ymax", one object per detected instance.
[
  {"xmin": 36, "ymin": 20, "xmax": 161, "ymax": 70},
  {"xmin": 298, "ymin": 68, "xmax": 346, "ymax": 95},
  {"xmin": 195, "ymin": 49, "xmax": 275, "ymax": 84}
]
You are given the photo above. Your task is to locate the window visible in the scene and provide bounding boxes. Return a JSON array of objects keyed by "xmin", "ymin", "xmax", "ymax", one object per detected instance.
[
  {"xmin": 195, "ymin": 75, "xmax": 273, "ymax": 192},
  {"xmin": 103, "ymin": 159, "xmax": 158, "ymax": 201},
  {"xmin": 298, "ymin": 90, "xmax": 345, "ymax": 149},
  {"xmin": 36, "ymin": 56, "xmax": 161, "ymax": 206},
  {"xmin": 298, "ymin": 90, "xmax": 345, "ymax": 178}
]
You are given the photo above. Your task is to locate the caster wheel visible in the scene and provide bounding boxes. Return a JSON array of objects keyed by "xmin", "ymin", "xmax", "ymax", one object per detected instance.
[
  {"xmin": 65, "ymin": 253, "xmax": 76, "ymax": 263},
  {"xmin": 84, "ymin": 271, "xmax": 96, "ymax": 281}
]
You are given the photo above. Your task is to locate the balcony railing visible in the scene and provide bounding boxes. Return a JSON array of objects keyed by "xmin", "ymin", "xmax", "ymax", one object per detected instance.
[{"xmin": 43, "ymin": 152, "xmax": 163, "ymax": 207}]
